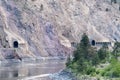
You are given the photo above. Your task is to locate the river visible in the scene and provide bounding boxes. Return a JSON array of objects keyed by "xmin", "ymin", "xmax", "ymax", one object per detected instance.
[{"xmin": 0, "ymin": 58, "xmax": 66, "ymax": 80}]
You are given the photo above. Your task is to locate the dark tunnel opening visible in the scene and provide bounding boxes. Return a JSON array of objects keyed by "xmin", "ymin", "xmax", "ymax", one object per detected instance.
[{"xmin": 13, "ymin": 41, "xmax": 18, "ymax": 48}]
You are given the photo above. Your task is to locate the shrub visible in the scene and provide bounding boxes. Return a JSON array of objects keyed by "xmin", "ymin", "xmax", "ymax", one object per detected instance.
[
  {"xmin": 97, "ymin": 45, "xmax": 108, "ymax": 61},
  {"xmin": 100, "ymin": 70, "xmax": 106, "ymax": 76},
  {"xmin": 66, "ymin": 56, "xmax": 72, "ymax": 67},
  {"xmin": 101, "ymin": 60, "xmax": 120, "ymax": 78},
  {"xmin": 86, "ymin": 67, "xmax": 96, "ymax": 75},
  {"xmin": 112, "ymin": 62, "xmax": 120, "ymax": 77}
]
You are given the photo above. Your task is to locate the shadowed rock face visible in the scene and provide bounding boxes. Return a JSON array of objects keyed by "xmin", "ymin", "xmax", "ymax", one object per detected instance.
[{"xmin": 0, "ymin": 0, "xmax": 120, "ymax": 58}]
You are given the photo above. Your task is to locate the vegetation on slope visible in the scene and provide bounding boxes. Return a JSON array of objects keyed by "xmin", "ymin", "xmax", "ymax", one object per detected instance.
[{"xmin": 66, "ymin": 33, "xmax": 120, "ymax": 79}]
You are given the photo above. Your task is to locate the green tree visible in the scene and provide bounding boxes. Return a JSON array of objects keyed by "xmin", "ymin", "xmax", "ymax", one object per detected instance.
[
  {"xmin": 97, "ymin": 44, "xmax": 109, "ymax": 62},
  {"xmin": 66, "ymin": 56, "xmax": 72, "ymax": 68},
  {"xmin": 112, "ymin": 42, "xmax": 120, "ymax": 58},
  {"xmin": 67, "ymin": 33, "xmax": 98, "ymax": 74},
  {"xmin": 73, "ymin": 33, "xmax": 91, "ymax": 60}
]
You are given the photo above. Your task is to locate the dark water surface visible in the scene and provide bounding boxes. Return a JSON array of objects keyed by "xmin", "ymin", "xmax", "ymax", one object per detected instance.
[{"xmin": 0, "ymin": 58, "xmax": 66, "ymax": 80}]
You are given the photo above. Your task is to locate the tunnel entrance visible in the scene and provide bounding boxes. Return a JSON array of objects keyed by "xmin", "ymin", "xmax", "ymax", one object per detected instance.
[
  {"xmin": 91, "ymin": 40, "xmax": 96, "ymax": 46},
  {"xmin": 13, "ymin": 41, "xmax": 18, "ymax": 48}
]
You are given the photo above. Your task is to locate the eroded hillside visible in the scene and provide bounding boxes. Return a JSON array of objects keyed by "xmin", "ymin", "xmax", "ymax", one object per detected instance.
[{"xmin": 0, "ymin": 0, "xmax": 120, "ymax": 59}]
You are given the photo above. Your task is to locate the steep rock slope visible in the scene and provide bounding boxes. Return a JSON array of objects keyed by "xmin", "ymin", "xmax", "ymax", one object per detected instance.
[{"xmin": 0, "ymin": 0, "xmax": 120, "ymax": 58}]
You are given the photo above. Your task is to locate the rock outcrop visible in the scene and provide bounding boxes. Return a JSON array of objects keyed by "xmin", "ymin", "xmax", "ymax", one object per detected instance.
[{"xmin": 0, "ymin": 0, "xmax": 120, "ymax": 59}]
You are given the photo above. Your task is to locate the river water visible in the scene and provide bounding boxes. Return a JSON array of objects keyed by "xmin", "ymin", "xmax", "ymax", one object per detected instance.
[{"xmin": 0, "ymin": 58, "xmax": 66, "ymax": 80}]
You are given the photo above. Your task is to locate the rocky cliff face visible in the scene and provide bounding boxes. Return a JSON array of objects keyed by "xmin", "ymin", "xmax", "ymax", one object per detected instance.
[{"xmin": 0, "ymin": 0, "xmax": 120, "ymax": 59}]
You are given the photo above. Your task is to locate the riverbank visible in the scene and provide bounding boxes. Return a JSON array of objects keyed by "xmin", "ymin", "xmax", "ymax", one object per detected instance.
[
  {"xmin": 49, "ymin": 69, "xmax": 99, "ymax": 80},
  {"xmin": 50, "ymin": 69, "xmax": 120, "ymax": 80},
  {"xmin": 49, "ymin": 70, "xmax": 77, "ymax": 80}
]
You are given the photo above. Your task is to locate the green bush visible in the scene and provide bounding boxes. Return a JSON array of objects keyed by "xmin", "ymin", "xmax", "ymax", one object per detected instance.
[
  {"xmin": 112, "ymin": 62, "xmax": 120, "ymax": 77},
  {"xmin": 110, "ymin": 58, "xmax": 117, "ymax": 65},
  {"xmin": 104, "ymin": 71, "xmax": 113, "ymax": 77},
  {"xmin": 96, "ymin": 70, "xmax": 100, "ymax": 75},
  {"xmin": 101, "ymin": 61, "xmax": 120, "ymax": 78},
  {"xmin": 100, "ymin": 70, "xmax": 106, "ymax": 76},
  {"xmin": 97, "ymin": 44, "xmax": 109, "ymax": 62},
  {"xmin": 66, "ymin": 56, "xmax": 72, "ymax": 68},
  {"xmin": 86, "ymin": 67, "xmax": 96, "ymax": 75}
]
